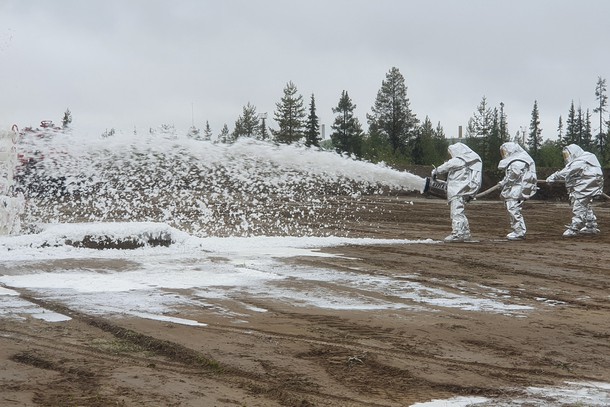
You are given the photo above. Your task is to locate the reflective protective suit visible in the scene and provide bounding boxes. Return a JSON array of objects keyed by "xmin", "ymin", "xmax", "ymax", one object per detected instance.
[
  {"xmin": 546, "ymin": 144, "xmax": 604, "ymax": 235},
  {"xmin": 497, "ymin": 142, "xmax": 537, "ymax": 239},
  {"xmin": 433, "ymin": 143, "xmax": 482, "ymax": 240}
]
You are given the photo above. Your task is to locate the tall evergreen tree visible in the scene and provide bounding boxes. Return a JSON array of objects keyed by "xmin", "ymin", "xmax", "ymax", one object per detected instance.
[
  {"xmin": 576, "ymin": 107, "xmax": 584, "ymax": 146},
  {"xmin": 304, "ymin": 94, "xmax": 321, "ymax": 147},
  {"xmin": 563, "ymin": 101, "xmax": 577, "ymax": 146},
  {"xmin": 582, "ymin": 109, "xmax": 593, "ymax": 149},
  {"xmin": 232, "ymin": 102, "xmax": 259, "ymax": 140},
  {"xmin": 330, "ymin": 90, "xmax": 363, "ymax": 156},
  {"xmin": 527, "ymin": 100, "xmax": 543, "ymax": 160},
  {"xmin": 203, "ymin": 121, "xmax": 213, "ymax": 141},
  {"xmin": 557, "ymin": 116, "xmax": 564, "ymax": 141},
  {"xmin": 259, "ymin": 113, "xmax": 269, "ymax": 140},
  {"xmin": 593, "ymin": 77, "xmax": 607, "ymax": 155},
  {"xmin": 466, "ymin": 96, "xmax": 495, "ymax": 166},
  {"xmin": 62, "ymin": 108, "xmax": 72, "ymax": 129},
  {"xmin": 217, "ymin": 123, "xmax": 230, "ymax": 144},
  {"xmin": 366, "ymin": 67, "xmax": 418, "ymax": 154},
  {"xmin": 433, "ymin": 122, "xmax": 449, "ymax": 166},
  {"xmin": 272, "ymin": 81, "xmax": 306, "ymax": 144},
  {"xmin": 498, "ymin": 102, "xmax": 510, "ymax": 142},
  {"xmin": 410, "ymin": 116, "xmax": 436, "ymax": 165},
  {"xmin": 466, "ymin": 96, "xmax": 494, "ymax": 138},
  {"xmin": 187, "ymin": 125, "xmax": 201, "ymax": 140},
  {"xmin": 486, "ymin": 107, "xmax": 504, "ymax": 170}
]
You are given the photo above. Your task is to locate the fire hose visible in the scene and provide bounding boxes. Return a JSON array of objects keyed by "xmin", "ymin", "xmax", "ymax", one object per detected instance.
[
  {"xmin": 425, "ymin": 177, "xmax": 610, "ymax": 201},
  {"xmin": 474, "ymin": 180, "xmax": 610, "ymax": 200}
]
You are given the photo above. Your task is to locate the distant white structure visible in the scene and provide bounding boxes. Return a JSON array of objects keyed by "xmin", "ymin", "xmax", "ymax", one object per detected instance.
[{"xmin": 0, "ymin": 127, "xmax": 24, "ymax": 235}]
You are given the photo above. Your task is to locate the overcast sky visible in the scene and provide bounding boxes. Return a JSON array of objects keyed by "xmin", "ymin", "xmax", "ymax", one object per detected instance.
[{"xmin": 1, "ymin": 0, "xmax": 609, "ymax": 141}]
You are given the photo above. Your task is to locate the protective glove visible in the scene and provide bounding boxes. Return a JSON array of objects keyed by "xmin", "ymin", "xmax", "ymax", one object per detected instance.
[
  {"xmin": 545, "ymin": 176, "xmax": 554, "ymax": 183},
  {"xmin": 431, "ymin": 169, "xmax": 437, "ymax": 180}
]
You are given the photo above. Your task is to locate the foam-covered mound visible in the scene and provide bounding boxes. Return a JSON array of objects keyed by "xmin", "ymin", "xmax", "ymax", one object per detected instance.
[{"xmin": 7, "ymin": 222, "xmax": 188, "ymax": 250}]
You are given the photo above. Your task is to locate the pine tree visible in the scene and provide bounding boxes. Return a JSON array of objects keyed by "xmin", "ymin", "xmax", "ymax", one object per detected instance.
[
  {"xmin": 330, "ymin": 90, "xmax": 363, "ymax": 156},
  {"xmin": 576, "ymin": 107, "xmax": 584, "ymax": 145},
  {"xmin": 583, "ymin": 109, "xmax": 593, "ymax": 149},
  {"xmin": 304, "ymin": 94, "xmax": 321, "ymax": 147},
  {"xmin": 486, "ymin": 108, "xmax": 503, "ymax": 170},
  {"xmin": 527, "ymin": 100, "xmax": 543, "ymax": 160},
  {"xmin": 259, "ymin": 113, "xmax": 269, "ymax": 140},
  {"xmin": 272, "ymin": 81, "xmax": 306, "ymax": 144},
  {"xmin": 203, "ymin": 121, "xmax": 213, "ymax": 141},
  {"xmin": 557, "ymin": 116, "xmax": 564, "ymax": 141},
  {"xmin": 232, "ymin": 102, "xmax": 259, "ymax": 140},
  {"xmin": 62, "ymin": 108, "xmax": 72, "ymax": 129},
  {"xmin": 498, "ymin": 102, "xmax": 510, "ymax": 142},
  {"xmin": 593, "ymin": 77, "xmax": 608, "ymax": 161},
  {"xmin": 432, "ymin": 122, "xmax": 449, "ymax": 166},
  {"xmin": 411, "ymin": 116, "xmax": 436, "ymax": 165},
  {"xmin": 366, "ymin": 67, "xmax": 418, "ymax": 154},
  {"xmin": 187, "ymin": 126, "xmax": 201, "ymax": 140},
  {"xmin": 563, "ymin": 101, "xmax": 577, "ymax": 145},
  {"xmin": 466, "ymin": 96, "xmax": 495, "ymax": 166},
  {"xmin": 466, "ymin": 96, "xmax": 494, "ymax": 138},
  {"xmin": 217, "ymin": 124, "xmax": 230, "ymax": 144}
]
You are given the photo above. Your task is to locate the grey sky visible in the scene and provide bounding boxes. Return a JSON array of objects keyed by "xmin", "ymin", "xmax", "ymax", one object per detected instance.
[{"xmin": 1, "ymin": 0, "xmax": 609, "ymax": 141}]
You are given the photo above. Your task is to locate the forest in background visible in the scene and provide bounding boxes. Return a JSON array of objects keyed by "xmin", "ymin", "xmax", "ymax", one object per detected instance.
[{"xmin": 48, "ymin": 68, "xmax": 610, "ymax": 174}]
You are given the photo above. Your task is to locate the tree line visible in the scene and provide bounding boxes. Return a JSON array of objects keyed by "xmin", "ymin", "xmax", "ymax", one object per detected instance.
[
  {"xmin": 194, "ymin": 68, "xmax": 608, "ymax": 171},
  {"xmin": 54, "ymin": 68, "xmax": 607, "ymax": 172}
]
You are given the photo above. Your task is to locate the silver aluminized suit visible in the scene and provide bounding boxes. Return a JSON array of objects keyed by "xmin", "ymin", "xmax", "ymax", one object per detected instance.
[
  {"xmin": 433, "ymin": 143, "xmax": 482, "ymax": 241},
  {"xmin": 497, "ymin": 142, "xmax": 537, "ymax": 240},
  {"xmin": 546, "ymin": 144, "xmax": 604, "ymax": 236}
]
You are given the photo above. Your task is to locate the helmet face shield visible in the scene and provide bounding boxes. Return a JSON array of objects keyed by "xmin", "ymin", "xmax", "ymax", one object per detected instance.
[
  {"xmin": 501, "ymin": 146, "xmax": 508, "ymax": 159},
  {"xmin": 562, "ymin": 149, "xmax": 570, "ymax": 163}
]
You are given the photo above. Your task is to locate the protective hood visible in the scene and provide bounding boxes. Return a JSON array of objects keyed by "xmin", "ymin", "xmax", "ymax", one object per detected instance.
[
  {"xmin": 498, "ymin": 142, "xmax": 536, "ymax": 171},
  {"xmin": 448, "ymin": 142, "xmax": 480, "ymax": 166},
  {"xmin": 448, "ymin": 142, "xmax": 472, "ymax": 158},
  {"xmin": 564, "ymin": 144, "xmax": 601, "ymax": 167},
  {"xmin": 563, "ymin": 144, "xmax": 584, "ymax": 163}
]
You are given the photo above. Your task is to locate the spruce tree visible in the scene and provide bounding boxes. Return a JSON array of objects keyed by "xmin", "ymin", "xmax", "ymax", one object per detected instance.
[
  {"xmin": 217, "ymin": 124, "xmax": 230, "ymax": 144},
  {"xmin": 62, "ymin": 108, "xmax": 72, "ymax": 129},
  {"xmin": 527, "ymin": 100, "xmax": 543, "ymax": 160},
  {"xmin": 466, "ymin": 96, "xmax": 494, "ymax": 166},
  {"xmin": 411, "ymin": 116, "xmax": 436, "ymax": 165},
  {"xmin": 272, "ymin": 81, "xmax": 306, "ymax": 144},
  {"xmin": 594, "ymin": 77, "xmax": 607, "ymax": 161},
  {"xmin": 583, "ymin": 109, "xmax": 593, "ymax": 149},
  {"xmin": 486, "ymin": 108, "xmax": 503, "ymax": 170},
  {"xmin": 203, "ymin": 121, "xmax": 213, "ymax": 141},
  {"xmin": 557, "ymin": 116, "xmax": 563, "ymax": 142},
  {"xmin": 563, "ymin": 101, "xmax": 577, "ymax": 146},
  {"xmin": 232, "ymin": 102, "xmax": 259, "ymax": 140},
  {"xmin": 330, "ymin": 90, "xmax": 363, "ymax": 156},
  {"xmin": 466, "ymin": 96, "xmax": 494, "ymax": 138},
  {"xmin": 304, "ymin": 94, "xmax": 321, "ymax": 147},
  {"xmin": 366, "ymin": 67, "xmax": 418, "ymax": 154},
  {"xmin": 187, "ymin": 126, "xmax": 201, "ymax": 140},
  {"xmin": 431, "ymin": 122, "xmax": 449, "ymax": 166}
]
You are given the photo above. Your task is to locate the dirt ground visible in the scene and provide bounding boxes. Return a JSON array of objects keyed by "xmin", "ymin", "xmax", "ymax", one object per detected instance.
[{"xmin": 1, "ymin": 196, "xmax": 610, "ymax": 406}]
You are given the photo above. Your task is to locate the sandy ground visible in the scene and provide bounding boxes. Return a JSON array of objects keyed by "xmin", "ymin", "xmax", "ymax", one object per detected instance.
[{"xmin": 1, "ymin": 196, "xmax": 610, "ymax": 406}]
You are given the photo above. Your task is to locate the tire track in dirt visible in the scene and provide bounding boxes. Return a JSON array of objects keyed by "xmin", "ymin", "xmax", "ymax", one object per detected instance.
[{"xmin": 3, "ymin": 290, "xmax": 413, "ymax": 406}]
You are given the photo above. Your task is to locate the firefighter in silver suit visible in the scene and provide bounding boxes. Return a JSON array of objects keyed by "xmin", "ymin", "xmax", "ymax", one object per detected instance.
[
  {"xmin": 432, "ymin": 142, "xmax": 482, "ymax": 242},
  {"xmin": 497, "ymin": 142, "xmax": 538, "ymax": 241},
  {"xmin": 545, "ymin": 144, "xmax": 604, "ymax": 237}
]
